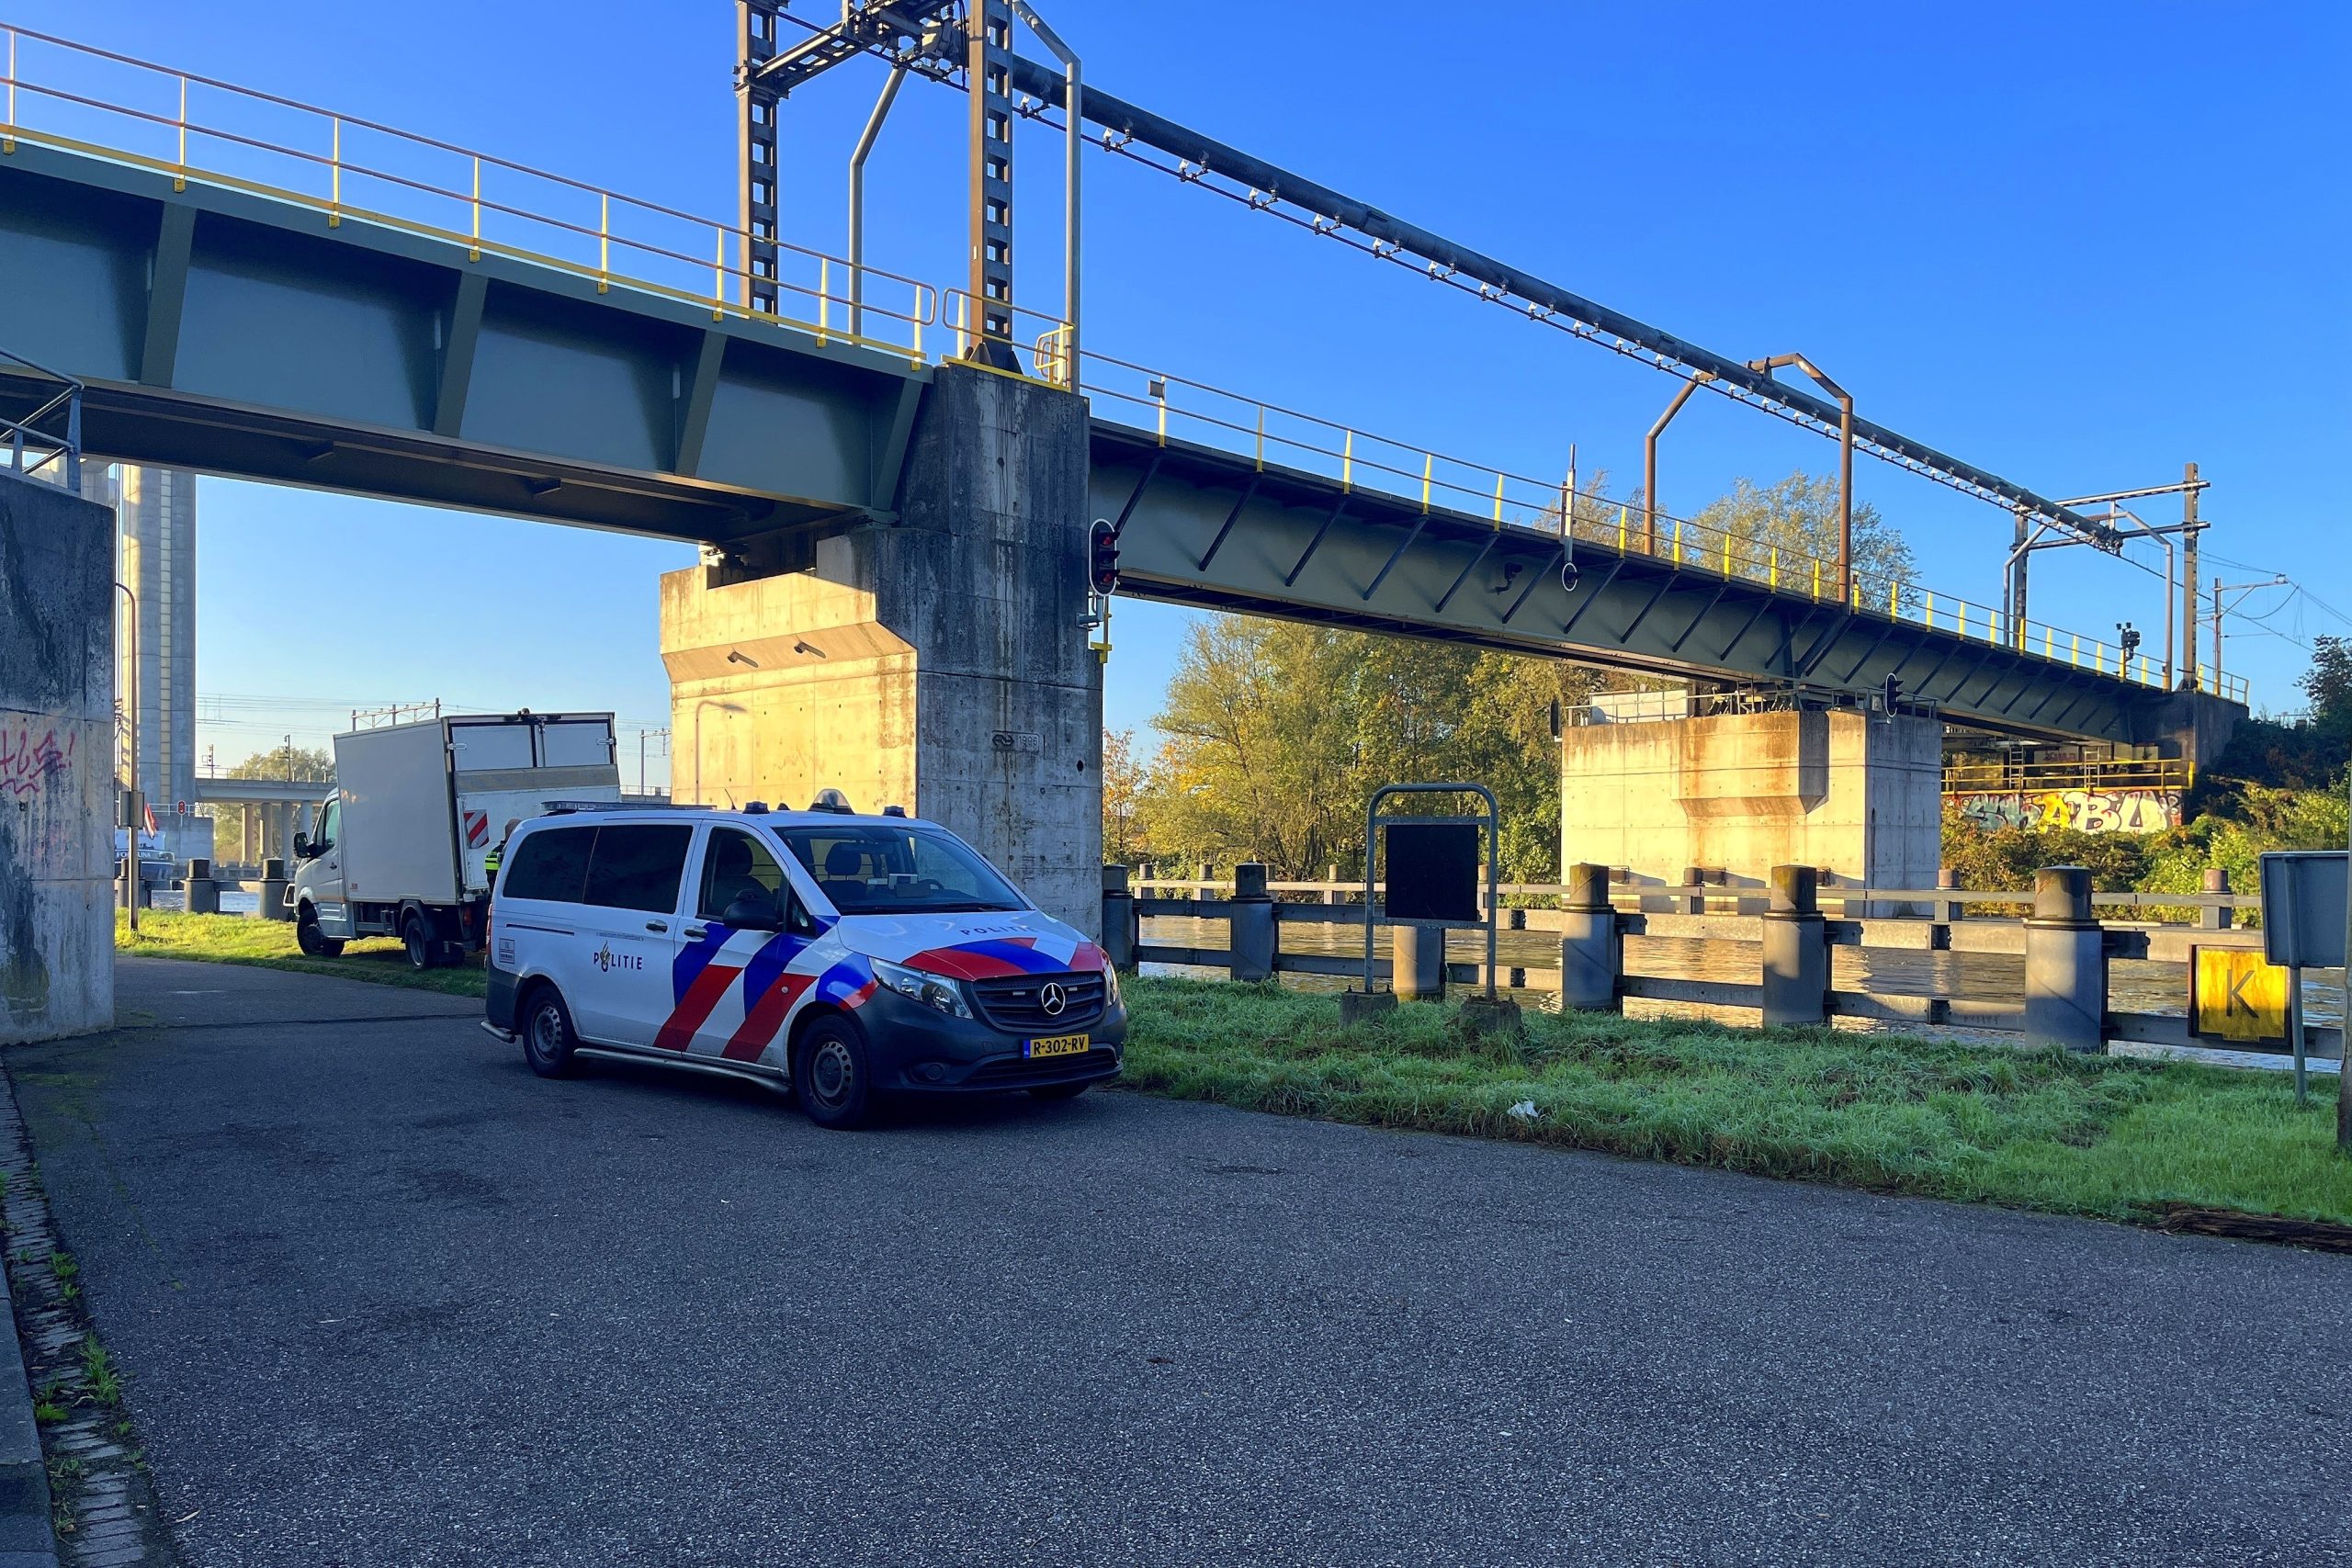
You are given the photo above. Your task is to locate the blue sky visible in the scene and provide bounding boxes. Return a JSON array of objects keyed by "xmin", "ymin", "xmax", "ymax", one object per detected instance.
[{"xmin": 14, "ymin": 1, "xmax": 2348, "ymax": 779}]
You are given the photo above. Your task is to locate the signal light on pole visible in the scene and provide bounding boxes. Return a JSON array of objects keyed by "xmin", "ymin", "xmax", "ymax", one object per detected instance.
[
  {"xmin": 1090, "ymin": 520, "xmax": 1121, "ymax": 595},
  {"xmin": 1882, "ymin": 673, "xmax": 1903, "ymax": 711}
]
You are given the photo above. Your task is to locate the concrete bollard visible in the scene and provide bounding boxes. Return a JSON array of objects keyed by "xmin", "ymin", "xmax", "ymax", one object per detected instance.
[
  {"xmin": 1556, "ymin": 862, "xmax": 1622, "ymax": 1012},
  {"xmin": 259, "ymin": 856, "xmax": 292, "ymax": 921},
  {"xmin": 1227, "ymin": 863, "xmax": 1276, "ymax": 983},
  {"xmin": 2024, "ymin": 865, "xmax": 2107, "ymax": 1053},
  {"xmin": 1680, "ymin": 864, "xmax": 1706, "ymax": 916},
  {"xmin": 184, "ymin": 857, "xmax": 220, "ymax": 916},
  {"xmin": 1759, "ymin": 864, "xmax": 1827, "ymax": 1027},
  {"xmin": 1099, "ymin": 865, "xmax": 1136, "ymax": 972},
  {"xmin": 1935, "ymin": 865, "xmax": 1962, "ymax": 926},
  {"xmin": 2200, "ymin": 866, "xmax": 2232, "ymax": 931},
  {"xmin": 1393, "ymin": 922, "xmax": 1446, "ymax": 1002}
]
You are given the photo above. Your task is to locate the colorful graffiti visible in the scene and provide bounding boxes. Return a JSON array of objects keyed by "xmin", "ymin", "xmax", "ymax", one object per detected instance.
[
  {"xmin": 0, "ymin": 725, "xmax": 74, "ymax": 800},
  {"xmin": 1949, "ymin": 787, "xmax": 2183, "ymax": 834}
]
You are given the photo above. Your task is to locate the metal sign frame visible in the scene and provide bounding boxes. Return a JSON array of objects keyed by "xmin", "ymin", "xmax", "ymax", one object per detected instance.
[{"xmin": 1361, "ymin": 782, "xmax": 1499, "ymax": 1000}]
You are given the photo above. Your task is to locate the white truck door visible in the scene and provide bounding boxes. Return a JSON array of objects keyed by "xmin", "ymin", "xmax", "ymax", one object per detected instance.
[{"xmin": 570, "ymin": 822, "xmax": 695, "ymax": 1048}]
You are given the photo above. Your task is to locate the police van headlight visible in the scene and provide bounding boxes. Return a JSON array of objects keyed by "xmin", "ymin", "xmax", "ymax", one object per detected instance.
[
  {"xmin": 1102, "ymin": 964, "xmax": 1122, "ymax": 1007},
  {"xmin": 872, "ymin": 958, "xmax": 972, "ymax": 1020}
]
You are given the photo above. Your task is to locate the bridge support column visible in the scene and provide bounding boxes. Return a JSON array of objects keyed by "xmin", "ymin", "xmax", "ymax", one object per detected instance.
[
  {"xmin": 662, "ymin": 365, "xmax": 1102, "ymax": 932},
  {"xmin": 1561, "ymin": 707, "xmax": 1939, "ymax": 913},
  {"xmin": 0, "ymin": 473, "xmax": 115, "ymax": 1043}
]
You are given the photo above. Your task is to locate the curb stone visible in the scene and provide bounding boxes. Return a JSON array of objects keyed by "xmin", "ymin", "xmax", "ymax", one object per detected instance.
[
  {"xmin": 0, "ymin": 1070, "xmax": 171, "ymax": 1566},
  {"xmin": 0, "ymin": 1107, "xmax": 56, "ymax": 1568}
]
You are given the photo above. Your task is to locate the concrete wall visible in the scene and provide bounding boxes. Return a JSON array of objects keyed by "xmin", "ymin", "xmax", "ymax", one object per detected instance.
[
  {"xmin": 1562, "ymin": 709, "xmax": 1941, "ymax": 904},
  {"xmin": 663, "ymin": 365, "xmax": 1102, "ymax": 932},
  {"xmin": 0, "ymin": 471, "xmax": 115, "ymax": 1043}
]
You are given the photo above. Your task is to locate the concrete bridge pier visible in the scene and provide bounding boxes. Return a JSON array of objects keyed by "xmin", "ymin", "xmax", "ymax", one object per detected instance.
[
  {"xmin": 662, "ymin": 365, "xmax": 1103, "ymax": 933},
  {"xmin": 1560, "ymin": 706, "xmax": 1941, "ymax": 913}
]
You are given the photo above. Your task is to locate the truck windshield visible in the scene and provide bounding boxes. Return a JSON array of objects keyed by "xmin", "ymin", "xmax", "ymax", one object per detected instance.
[{"xmin": 774, "ymin": 826, "xmax": 1025, "ymax": 916}]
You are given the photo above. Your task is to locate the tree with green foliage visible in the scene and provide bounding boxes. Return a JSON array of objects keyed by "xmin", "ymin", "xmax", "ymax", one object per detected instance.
[{"xmin": 1686, "ymin": 472, "xmax": 1917, "ymax": 589}]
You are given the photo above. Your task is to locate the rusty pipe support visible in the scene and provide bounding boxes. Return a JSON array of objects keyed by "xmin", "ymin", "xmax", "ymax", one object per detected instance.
[
  {"xmin": 1642, "ymin": 371, "xmax": 1714, "ymax": 557},
  {"xmin": 1750, "ymin": 354, "xmax": 1853, "ymax": 602}
]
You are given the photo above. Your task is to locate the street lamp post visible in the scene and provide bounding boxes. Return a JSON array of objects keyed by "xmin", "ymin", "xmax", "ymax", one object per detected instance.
[
  {"xmin": 114, "ymin": 580, "xmax": 139, "ymax": 932},
  {"xmin": 1747, "ymin": 354, "xmax": 1855, "ymax": 603}
]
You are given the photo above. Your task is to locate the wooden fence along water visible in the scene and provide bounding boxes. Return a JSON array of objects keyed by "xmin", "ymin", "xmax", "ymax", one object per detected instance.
[{"xmin": 1101, "ymin": 863, "xmax": 2346, "ymax": 1067}]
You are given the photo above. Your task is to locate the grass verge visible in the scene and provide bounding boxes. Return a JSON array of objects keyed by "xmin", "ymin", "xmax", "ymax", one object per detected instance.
[
  {"xmin": 1119, "ymin": 976, "xmax": 2352, "ymax": 1232},
  {"xmin": 114, "ymin": 910, "xmax": 483, "ymax": 998},
  {"xmin": 118, "ymin": 916, "xmax": 2350, "ymax": 1232}
]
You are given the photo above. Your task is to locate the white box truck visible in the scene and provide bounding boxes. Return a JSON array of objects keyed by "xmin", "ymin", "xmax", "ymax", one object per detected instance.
[{"xmin": 287, "ymin": 712, "xmax": 621, "ymax": 967}]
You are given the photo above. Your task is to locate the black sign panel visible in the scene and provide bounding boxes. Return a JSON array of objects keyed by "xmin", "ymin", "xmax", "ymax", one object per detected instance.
[{"xmin": 1384, "ymin": 821, "xmax": 1480, "ymax": 923}]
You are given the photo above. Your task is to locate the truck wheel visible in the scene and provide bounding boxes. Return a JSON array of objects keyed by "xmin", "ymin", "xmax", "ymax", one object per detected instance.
[
  {"xmin": 296, "ymin": 908, "xmax": 345, "ymax": 958},
  {"xmin": 521, "ymin": 986, "xmax": 579, "ymax": 1078},
  {"xmin": 401, "ymin": 912, "xmax": 439, "ymax": 971},
  {"xmin": 793, "ymin": 1015, "xmax": 876, "ymax": 1130}
]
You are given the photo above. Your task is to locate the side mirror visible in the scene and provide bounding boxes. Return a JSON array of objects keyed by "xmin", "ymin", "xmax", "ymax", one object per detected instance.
[
  {"xmin": 722, "ymin": 886, "xmax": 782, "ymax": 931},
  {"xmin": 293, "ymin": 832, "xmax": 311, "ymax": 859}
]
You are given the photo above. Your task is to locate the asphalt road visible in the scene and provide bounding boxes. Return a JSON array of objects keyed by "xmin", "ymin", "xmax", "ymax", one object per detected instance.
[{"xmin": 5, "ymin": 957, "xmax": 2347, "ymax": 1566}]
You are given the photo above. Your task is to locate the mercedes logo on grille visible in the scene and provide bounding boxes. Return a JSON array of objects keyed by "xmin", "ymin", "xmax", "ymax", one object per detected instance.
[{"xmin": 1039, "ymin": 981, "xmax": 1069, "ymax": 1017}]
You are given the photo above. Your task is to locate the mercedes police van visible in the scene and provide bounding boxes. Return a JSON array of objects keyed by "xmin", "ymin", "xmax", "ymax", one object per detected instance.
[{"xmin": 481, "ymin": 795, "xmax": 1125, "ymax": 1129}]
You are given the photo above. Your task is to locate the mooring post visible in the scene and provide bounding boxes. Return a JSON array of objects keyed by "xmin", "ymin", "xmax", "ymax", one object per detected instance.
[
  {"xmin": 1099, "ymin": 864, "xmax": 1136, "ymax": 972},
  {"xmin": 184, "ymin": 857, "xmax": 220, "ymax": 916},
  {"xmin": 2201, "ymin": 866, "xmax": 2232, "ymax": 931},
  {"xmin": 1935, "ymin": 865, "xmax": 1962, "ymax": 926},
  {"xmin": 1679, "ymin": 864, "xmax": 1705, "ymax": 916},
  {"xmin": 1393, "ymin": 923, "xmax": 1446, "ymax": 1002},
  {"xmin": 1760, "ymin": 863, "xmax": 1827, "ymax": 1027},
  {"xmin": 2024, "ymin": 865, "xmax": 2107, "ymax": 1052},
  {"xmin": 1557, "ymin": 862, "xmax": 1622, "ymax": 1012},
  {"xmin": 1228, "ymin": 862, "xmax": 1276, "ymax": 983},
  {"xmin": 258, "ymin": 856, "xmax": 291, "ymax": 921}
]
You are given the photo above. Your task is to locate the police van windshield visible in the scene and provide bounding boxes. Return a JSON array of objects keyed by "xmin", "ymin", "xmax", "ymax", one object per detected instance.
[{"xmin": 775, "ymin": 826, "xmax": 1026, "ymax": 915}]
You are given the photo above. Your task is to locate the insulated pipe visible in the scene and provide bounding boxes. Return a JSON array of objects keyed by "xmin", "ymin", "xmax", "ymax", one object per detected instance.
[
  {"xmin": 986, "ymin": 54, "xmax": 2119, "ymax": 548},
  {"xmin": 847, "ymin": 64, "xmax": 907, "ymax": 343},
  {"xmin": 1008, "ymin": 0, "xmax": 1080, "ymax": 383},
  {"xmin": 1749, "ymin": 355, "xmax": 1853, "ymax": 602},
  {"xmin": 1642, "ymin": 372, "xmax": 1713, "ymax": 558}
]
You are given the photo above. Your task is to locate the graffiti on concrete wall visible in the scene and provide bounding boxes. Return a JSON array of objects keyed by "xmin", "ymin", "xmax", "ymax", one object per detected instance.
[
  {"xmin": 0, "ymin": 724, "xmax": 74, "ymax": 801},
  {"xmin": 1950, "ymin": 787, "xmax": 2183, "ymax": 834}
]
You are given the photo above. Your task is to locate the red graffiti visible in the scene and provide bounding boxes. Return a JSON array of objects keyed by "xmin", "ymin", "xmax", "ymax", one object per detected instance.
[{"xmin": 0, "ymin": 726, "xmax": 74, "ymax": 799}]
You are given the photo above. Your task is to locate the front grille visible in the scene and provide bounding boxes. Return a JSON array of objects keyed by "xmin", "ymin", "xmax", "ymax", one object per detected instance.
[
  {"xmin": 967, "ymin": 971, "xmax": 1108, "ymax": 1032},
  {"xmin": 964, "ymin": 1048, "xmax": 1121, "ymax": 1088}
]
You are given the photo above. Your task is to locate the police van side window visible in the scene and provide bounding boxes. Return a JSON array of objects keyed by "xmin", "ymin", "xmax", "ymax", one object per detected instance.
[
  {"xmin": 501, "ymin": 827, "xmax": 594, "ymax": 903},
  {"xmin": 698, "ymin": 829, "xmax": 787, "ymax": 922},
  {"xmin": 582, "ymin": 825, "xmax": 694, "ymax": 913}
]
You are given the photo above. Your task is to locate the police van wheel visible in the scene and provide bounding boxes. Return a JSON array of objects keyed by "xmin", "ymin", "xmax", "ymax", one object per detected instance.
[
  {"xmin": 522, "ymin": 987, "xmax": 579, "ymax": 1078},
  {"xmin": 793, "ymin": 1016, "xmax": 875, "ymax": 1131},
  {"xmin": 296, "ymin": 909, "xmax": 344, "ymax": 959},
  {"xmin": 401, "ymin": 912, "xmax": 439, "ymax": 971}
]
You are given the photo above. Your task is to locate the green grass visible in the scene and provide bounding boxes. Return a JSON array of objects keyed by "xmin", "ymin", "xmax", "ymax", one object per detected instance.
[
  {"xmin": 114, "ymin": 911, "xmax": 485, "ymax": 998},
  {"xmin": 1119, "ymin": 976, "xmax": 2352, "ymax": 1229},
  {"xmin": 116, "ymin": 914, "xmax": 2349, "ymax": 1230}
]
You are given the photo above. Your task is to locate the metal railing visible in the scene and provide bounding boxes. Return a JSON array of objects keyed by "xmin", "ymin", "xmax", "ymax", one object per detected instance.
[
  {"xmin": 1079, "ymin": 350, "xmax": 2253, "ymax": 707},
  {"xmin": 0, "ymin": 23, "xmax": 944, "ymax": 363},
  {"xmin": 0, "ymin": 342, "xmax": 82, "ymax": 487},
  {"xmin": 1941, "ymin": 757, "xmax": 2193, "ymax": 795},
  {"xmin": 1104, "ymin": 865, "xmax": 2338, "ymax": 1068}
]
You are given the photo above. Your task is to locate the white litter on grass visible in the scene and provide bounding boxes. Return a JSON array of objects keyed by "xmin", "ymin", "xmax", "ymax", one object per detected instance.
[{"xmin": 1507, "ymin": 1100, "xmax": 1540, "ymax": 1121}]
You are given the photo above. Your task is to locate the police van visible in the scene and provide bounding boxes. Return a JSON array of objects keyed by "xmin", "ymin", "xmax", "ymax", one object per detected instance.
[{"xmin": 481, "ymin": 796, "xmax": 1125, "ymax": 1128}]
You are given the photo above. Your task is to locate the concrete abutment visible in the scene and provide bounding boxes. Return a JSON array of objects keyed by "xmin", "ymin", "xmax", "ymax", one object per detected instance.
[
  {"xmin": 662, "ymin": 366, "xmax": 1102, "ymax": 932},
  {"xmin": 1561, "ymin": 707, "xmax": 1941, "ymax": 908}
]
